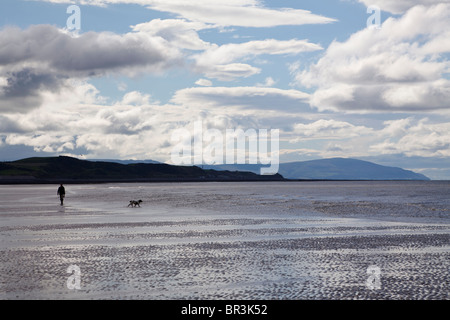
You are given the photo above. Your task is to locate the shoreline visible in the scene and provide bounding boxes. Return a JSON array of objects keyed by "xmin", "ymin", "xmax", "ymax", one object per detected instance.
[{"xmin": 0, "ymin": 177, "xmax": 442, "ymax": 185}]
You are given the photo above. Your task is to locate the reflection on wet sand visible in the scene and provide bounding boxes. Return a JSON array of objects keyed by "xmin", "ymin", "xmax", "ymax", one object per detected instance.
[{"xmin": 1, "ymin": 182, "xmax": 449, "ymax": 300}]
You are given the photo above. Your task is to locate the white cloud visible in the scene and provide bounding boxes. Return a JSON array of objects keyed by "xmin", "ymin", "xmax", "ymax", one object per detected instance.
[
  {"xmin": 193, "ymin": 39, "xmax": 322, "ymax": 81},
  {"xmin": 291, "ymin": 119, "xmax": 374, "ymax": 141},
  {"xmin": 195, "ymin": 79, "xmax": 213, "ymax": 87},
  {"xmin": 170, "ymin": 86, "xmax": 311, "ymax": 114},
  {"xmin": 131, "ymin": 19, "xmax": 211, "ymax": 51},
  {"xmin": 371, "ymin": 118, "xmax": 450, "ymax": 157},
  {"xmin": 379, "ymin": 118, "xmax": 413, "ymax": 137},
  {"xmin": 146, "ymin": 1, "xmax": 336, "ymax": 27},
  {"xmin": 195, "ymin": 63, "xmax": 261, "ymax": 81},
  {"xmin": 358, "ymin": 0, "xmax": 450, "ymax": 14},
  {"xmin": 120, "ymin": 91, "xmax": 152, "ymax": 105},
  {"xmin": 195, "ymin": 39, "xmax": 322, "ymax": 66},
  {"xmin": 0, "ymin": 85, "xmax": 182, "ymax": 160},
  {"xmin": 286, "ymin": 116, "xmax": 450, "ymax": 160},
  {"xmin": 37, "ymin": 0, "xmax": 336, "ymax": 27},
  {"xmin": 296, "ymin": 4, "xmax": 450, "ymax": 113}
]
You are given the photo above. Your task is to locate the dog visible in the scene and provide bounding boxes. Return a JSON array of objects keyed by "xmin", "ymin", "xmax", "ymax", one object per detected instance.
[{"xmin": 128, "ymin": 200, "xmax": 143, "ymax": 207}]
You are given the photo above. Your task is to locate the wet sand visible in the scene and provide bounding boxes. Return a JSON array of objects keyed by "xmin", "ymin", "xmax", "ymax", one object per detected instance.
[{"xmin": 0, "ymin": 182, "xmax": 449, "ymax": 300}]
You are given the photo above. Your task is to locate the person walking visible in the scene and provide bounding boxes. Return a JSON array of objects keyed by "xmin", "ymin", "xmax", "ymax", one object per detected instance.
[{"xmin": 57, "ymin": 184, "xmax": 66, "ymax": 206}]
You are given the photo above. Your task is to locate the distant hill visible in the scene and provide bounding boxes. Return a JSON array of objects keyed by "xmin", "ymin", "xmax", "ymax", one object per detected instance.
[
  {"xmin": 280, "ymin": 158, "xmax": 430, "ymax": 180},
  {"xmin": 0, "ymin": 156, "xmax": 284, "ymax": 184},
  {"xmin": 203, "ymin": 158, "xmax": 430, "ymax": 181}
]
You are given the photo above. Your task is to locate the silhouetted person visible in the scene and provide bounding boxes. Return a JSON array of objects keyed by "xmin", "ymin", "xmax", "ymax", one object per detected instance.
[{"xmin": 57, "ymin": 184, "xmax": 66, "ymax": 206}]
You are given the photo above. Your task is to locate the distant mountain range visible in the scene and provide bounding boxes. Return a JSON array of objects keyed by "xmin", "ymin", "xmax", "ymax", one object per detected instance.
[
  {"xmin": 203, "ymin": 158, "xmax": 430, "ymax": 181},
  {"xmin": 0, "ymin": 156, "xmax": 284, "ymax": 184},
  {"xmin": 0, "ymin": 156, "xmax": 430, "ymax": 183}
]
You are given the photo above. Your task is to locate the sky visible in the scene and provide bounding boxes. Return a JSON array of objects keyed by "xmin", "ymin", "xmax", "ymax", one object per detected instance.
[{"xmin": 0, "ymin": 0, "xmax": 449, "ymax": 179}]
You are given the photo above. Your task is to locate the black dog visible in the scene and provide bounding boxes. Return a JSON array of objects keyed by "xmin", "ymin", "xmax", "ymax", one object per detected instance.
[{"xmin": 128, "ymin": 200, "xmax": 143, "ymax": 207}]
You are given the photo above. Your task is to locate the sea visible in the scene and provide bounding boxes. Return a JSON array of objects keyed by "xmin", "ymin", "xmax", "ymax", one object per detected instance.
[{"xmin": 0, "ymin": 181, "xmax": 449, "ymax": 300}]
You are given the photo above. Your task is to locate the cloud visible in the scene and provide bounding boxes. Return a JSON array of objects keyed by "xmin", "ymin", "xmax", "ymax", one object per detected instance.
[
  {"xmin": 371, "ymin": 118, "xmax": 450, "ymax": 157},
  {"xmin": 146, "ymin": 1, "xmax": 337, "ymax": 28},
  {"xmin": 37, "ymin": 0, "xmax": 336, "ymax": 27},
  {"xmin": 0, "ymin": 68, "xmax": 65, "ymax": 113},
  {"xmin": 120, "ymin": 91, "xmax": 152, "ymax": 105},
  {"xmin": 0, "ymin": 80, "xmax": 103, "ymax": 133},
  {"xmin": 291, "ymin": 119, "xmax": 374, "ymax": 141},
  {"xmin": 0, "ymin": 85, "xmax": 178, "ymax": 159},
  {"xmin": 0, "ymin": 24, "xmax": 182, "ymax": 112},
  {"xmin": 193, "ymin": 39, "xmax": 323, "ymax": 81},
  {"xmin": 295, "ymin": 4, "xmax": 450, "ymax": 113},
  {"xmin": 0, "ymin": 25, "xmax": 180, "ymax": 75},
  {"xmin": 195, "ymin": 79, "xmax": 213, "ymax": 87},
  {"xmin": 170, "ymin": 86, "xmax": 312, "ymax": 114},
  {"xmin": 357, "ymin": 0, "xmax": 449, "ymax": 14},
  {"xmin": 285, "ymin": 116, "xmax": 450, "ymax": 161},
  {"xmin": 195, "ymin": 63, "xmax": 261, "ymax": 82},
  {"xmin": 195, "ymin": 39, "xmax": 322, "ymax": 65},
  {"xmin": 131, "ymin": 19, "xmax": 211, "ymax": 51}
]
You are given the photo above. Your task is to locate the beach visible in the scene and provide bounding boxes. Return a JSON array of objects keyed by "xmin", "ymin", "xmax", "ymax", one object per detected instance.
[{"xmin": 0, "ymin": 181, "xmax": 449, "ymax": 300}]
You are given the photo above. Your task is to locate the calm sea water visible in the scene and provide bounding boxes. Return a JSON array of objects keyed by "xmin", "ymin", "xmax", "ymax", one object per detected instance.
[{"xmin": 1, "ymin": 181, "xmax": 449, "ymax": 300}]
